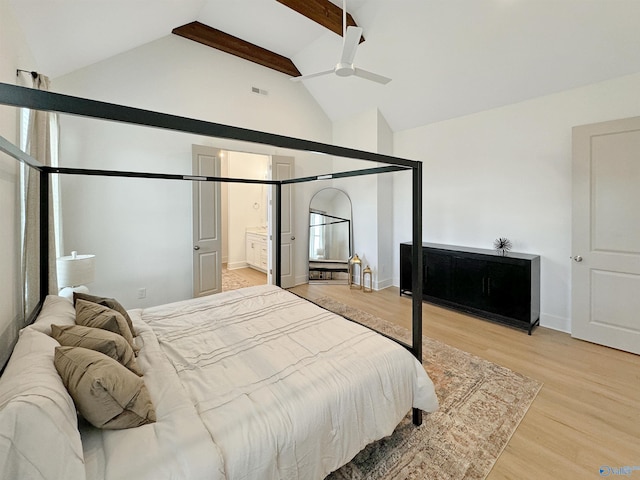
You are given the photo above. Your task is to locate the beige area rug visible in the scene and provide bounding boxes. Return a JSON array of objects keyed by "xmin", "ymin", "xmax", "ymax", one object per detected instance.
[
  {"xmin": 222, "ymin": 267, "xmax": 251, "ymax": 292},
  {"xmin": 311, "ymin": 296, "xmax": 543, "ymax": 480}
]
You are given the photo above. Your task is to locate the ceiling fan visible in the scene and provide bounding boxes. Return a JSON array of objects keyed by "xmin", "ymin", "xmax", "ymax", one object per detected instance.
[{"xmin": 291, "ymin": 0, "xmax": 391, "ymax": 85}]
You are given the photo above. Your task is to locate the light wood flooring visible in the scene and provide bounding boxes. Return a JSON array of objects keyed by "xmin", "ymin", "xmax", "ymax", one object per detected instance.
[
  {"xmin": 225, "ymin": 266, "xmax": 267, "ymax": 288},
  {"xmin": 288, "ymin": 283, "xmax": 640, "ymax": 480}
]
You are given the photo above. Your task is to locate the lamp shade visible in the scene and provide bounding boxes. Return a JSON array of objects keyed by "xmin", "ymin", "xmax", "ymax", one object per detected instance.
[{"xmin": 57, "ymin": 251, "xmax": 95, "ymax": 288}]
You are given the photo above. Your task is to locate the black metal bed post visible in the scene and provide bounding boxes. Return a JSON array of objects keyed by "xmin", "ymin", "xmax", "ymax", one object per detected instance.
[
  {"xmin": 274, "ymin": 183, "xmax": 282, "ymax": 287},
  {"xmin": 39, "ymin": 170, "xmax": 50, "ymax": 304},
  {"xmin": 411, "ymin": 162, "xmax": 423, "ymax": 426}
]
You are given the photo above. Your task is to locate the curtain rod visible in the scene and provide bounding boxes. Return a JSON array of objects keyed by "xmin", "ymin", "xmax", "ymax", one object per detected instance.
[{"xmin": 16, "ymin": 69, "xmax": 38, "ymax": 79}]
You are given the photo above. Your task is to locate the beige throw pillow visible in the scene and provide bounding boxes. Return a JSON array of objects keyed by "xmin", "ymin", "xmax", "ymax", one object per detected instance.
[
  {"xmin": 75, "ymin": 299, "xmax": 138, "ymax": 352},
  {"xmin": 54, "ymin": 346, "xmax": 156, "ymax": 429},
  {"xmin": 51, "ymin": 324, "xmax": 142, "ymax": 376},
  {"xmin": 73, "ymin": 292, "xmax": 135, "ymax": 338}
]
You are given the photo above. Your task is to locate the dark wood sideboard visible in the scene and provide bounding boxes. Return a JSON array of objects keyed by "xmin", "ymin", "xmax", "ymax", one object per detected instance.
[{"xmin": 400, "ymin": 242, "xmax": 540, "ymax": 334}]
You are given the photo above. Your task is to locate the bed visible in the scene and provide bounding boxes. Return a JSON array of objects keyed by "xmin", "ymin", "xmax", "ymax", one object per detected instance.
[
  {"xmin": 0, "ymin": 285, "xmax": 438, "ymax": 480},
  {"xmin": 0, "ymin": 82, "xmax": 432, "ymax": 479}
]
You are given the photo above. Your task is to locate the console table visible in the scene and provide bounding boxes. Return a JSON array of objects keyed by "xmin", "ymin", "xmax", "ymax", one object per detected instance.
[{"xmin": 400, "ymin": 242, "xmax": 540, "ymax": 334}]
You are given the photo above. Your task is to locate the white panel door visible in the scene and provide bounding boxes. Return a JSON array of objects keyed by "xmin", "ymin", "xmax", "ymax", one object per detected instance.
[
  {"xmin": 572, "ymin": 116, "xmax": 640, "ymax": 354},
  {"xmin": 192, "ymin": 145, "xmax": 222, "ymax": 297},
  {"xmin": 269, "ymin": 155, "xmax": 295, "ymax": 288}
]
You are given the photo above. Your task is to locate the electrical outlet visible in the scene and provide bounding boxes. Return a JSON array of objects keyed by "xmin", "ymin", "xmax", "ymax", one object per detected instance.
[{"xmin": 137, "ymin": 288, "xmax": 146, "ymax": 299}]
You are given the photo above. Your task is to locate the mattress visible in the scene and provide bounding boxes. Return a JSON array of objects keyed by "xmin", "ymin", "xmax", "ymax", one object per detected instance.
[{"xmin": 82, "ymin": 285, "xmax": 438, "ymax": 479}]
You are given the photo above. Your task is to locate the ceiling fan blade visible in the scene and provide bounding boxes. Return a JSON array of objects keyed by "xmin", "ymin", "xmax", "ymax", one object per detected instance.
[
  {"xmin": 291, "ymin": 69, "xmax": 335, "ymax": 82},
  {"xmin": 340, "ymin": 26, "xmax": 362, "ymax": 65},
  {"xmin": 353, "ymin": 67, "xmax": 392, "ymax": 85}
]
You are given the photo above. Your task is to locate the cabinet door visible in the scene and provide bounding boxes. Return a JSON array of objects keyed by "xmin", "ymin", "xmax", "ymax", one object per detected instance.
[
  {"xmin": 400, "ymin": 244, "xmax": 413, "ymax": 293},
  {"xmin": 424, "ymin": 250, "xmax": 452, "ymax": 300},
  {"xmin": 258, "ymin": 240, "xmax": 268, "ymax": 270},
  {"xmin": 485, "ymin": 262, "xmax": 529, "ymax": 321},
  {"xmin": 246, "ymin": 235, "xmax": 256, "ymax": 267},
  {"xmin": 452, "ymin": 256, "xmax": 488, "ymax": 310}
]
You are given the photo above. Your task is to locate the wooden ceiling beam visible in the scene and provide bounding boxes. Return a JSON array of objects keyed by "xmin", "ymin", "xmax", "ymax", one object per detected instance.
[
  {"xmin": 275, "ymin": 0, "xmax": 364, "ymax": 41},
  {"xmin": 172, "ymin": 21, "xmax": 301, "ymax": 77}
]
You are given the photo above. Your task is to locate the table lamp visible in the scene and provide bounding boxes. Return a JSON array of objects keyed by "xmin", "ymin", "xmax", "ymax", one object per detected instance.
[{"xmin": 57, "ymin": 251, "xmax": 95, "ymax": 299}]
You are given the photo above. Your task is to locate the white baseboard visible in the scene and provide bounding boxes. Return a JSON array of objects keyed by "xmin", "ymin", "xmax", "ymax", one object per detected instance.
[
  {"xmin": 227, "ymin": 261, "xmax": 248, "ymax": 271},
  {"xmin": 375, "ymin": 277, "xmax": 393, "ymax": 291},
  {"xmin": 295, "ymin": 275, "xmax": 308, "ymax": 286},
  {"xmin": 539, "ymin": 313, "xmax": 571, "ymax": 333}
]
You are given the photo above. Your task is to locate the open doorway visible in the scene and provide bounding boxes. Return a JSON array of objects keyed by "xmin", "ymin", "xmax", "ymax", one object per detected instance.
[
  {"xmin": 194, "ymin": 146, "xmax": 295, "ymax": 294},
  {"xmin": 221, "ymin": 151, "xmax": 269, "ymax": 291}
]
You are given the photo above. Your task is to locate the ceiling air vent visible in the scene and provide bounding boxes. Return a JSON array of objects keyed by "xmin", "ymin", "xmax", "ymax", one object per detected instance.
[{"xmin": 251, "ymin": 86, "xmax": 268, "ymax": 96}]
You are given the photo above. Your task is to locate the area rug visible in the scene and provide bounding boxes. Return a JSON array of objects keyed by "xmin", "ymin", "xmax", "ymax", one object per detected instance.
[
  {"xmin": 311, "ymin": 296, "xmax": 543, "ymax": 480},
  {"xmin": 222, "ymin": 267, "xmax": 251, "ymax": 292}
]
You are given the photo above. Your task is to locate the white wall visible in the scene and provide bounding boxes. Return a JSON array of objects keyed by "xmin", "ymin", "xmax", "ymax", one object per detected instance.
[
  {"xmin": 331, "ymin": 108, "xmax": 394, "ymax": 289},
  {"xmin": 0, "ymin": 2, "xmax": 37, "ymax": 360},
  {"xmin": 53, "ymin": 34, "xmax": 332, "ymax": 308},
  {"xmin": 375, "ymin": 111, "xmax": 394, "ymax": 288},
  {"xmin": 393, "ymin": 72, "xmax": 640, "ymax": 332}
]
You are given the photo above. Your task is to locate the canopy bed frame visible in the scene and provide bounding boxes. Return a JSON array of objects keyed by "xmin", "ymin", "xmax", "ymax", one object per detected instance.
[{"xmin": 0, "ymin": 82, "xmax": 425, "ymax": 432}]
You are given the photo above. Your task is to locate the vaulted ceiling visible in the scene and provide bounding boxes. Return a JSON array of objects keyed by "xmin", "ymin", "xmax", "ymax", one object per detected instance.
[
  {"xmin": 170, "ymin": 0, "xmax": 363, "ymax": 78},
  {"xmin": 8, "ymin": 0, "xmax": 640, "ymax": 132}
]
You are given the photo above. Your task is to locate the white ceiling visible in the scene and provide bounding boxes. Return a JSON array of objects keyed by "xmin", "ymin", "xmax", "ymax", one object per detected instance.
[{"xmin": 9, "ymin": 0, "xmax": 640, "ymax": 132}]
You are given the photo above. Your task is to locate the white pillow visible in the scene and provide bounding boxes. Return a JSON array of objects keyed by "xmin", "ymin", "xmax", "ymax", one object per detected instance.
[
  {"xmin": 0, "ymin": 328, "xmax": 86, "ymax": 480},
  {"xmin": 28, "ymin": 295, "xmax": 76, "ymax": 336}
]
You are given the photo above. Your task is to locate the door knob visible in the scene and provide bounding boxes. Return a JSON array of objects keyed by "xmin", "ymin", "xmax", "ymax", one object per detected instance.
[
  {"xmin": 291, "ymin": 236, "xmax": 296, "ymax": 240},
  {"xmin": 194, "ymin": 246, "xmax": 200, "ymax": 250},
  {"xmin": 572, "ymin": 255, "xmax": 582, "ymax": 262}
]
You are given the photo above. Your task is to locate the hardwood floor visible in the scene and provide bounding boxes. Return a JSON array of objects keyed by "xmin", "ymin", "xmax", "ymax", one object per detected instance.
[
  {"xmin": 289, "ymin": 283, "xmax": 640, "ymax": 480},
  {"xmin": 228, "ymin": 266, "xmax": 267, "ymax": 287}
]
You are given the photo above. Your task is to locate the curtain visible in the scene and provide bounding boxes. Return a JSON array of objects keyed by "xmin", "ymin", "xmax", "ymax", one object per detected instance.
[{"xmin": 22, "ymin": 74, "xmax": 59, "ymax": 317}]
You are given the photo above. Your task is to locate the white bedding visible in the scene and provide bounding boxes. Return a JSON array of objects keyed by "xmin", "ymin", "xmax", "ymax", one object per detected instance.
[
  {"xmin": 81, "ymin": 304, "xmax": 226, "ymax": 480},
  {"xmin": 82, "ymin": 285, "xmax": 438, "ymax": 480}
]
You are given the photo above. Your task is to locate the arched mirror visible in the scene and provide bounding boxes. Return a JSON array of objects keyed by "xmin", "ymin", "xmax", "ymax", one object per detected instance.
[{"xmin": 308, "ymin": 188, "xmax": 352, "ymax": 284}]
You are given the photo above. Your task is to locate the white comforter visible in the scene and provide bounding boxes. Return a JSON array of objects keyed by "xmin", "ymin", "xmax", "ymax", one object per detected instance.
[{"xmin": 83, "ymin": 285, "xmax": 438, "ymax": 480}]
